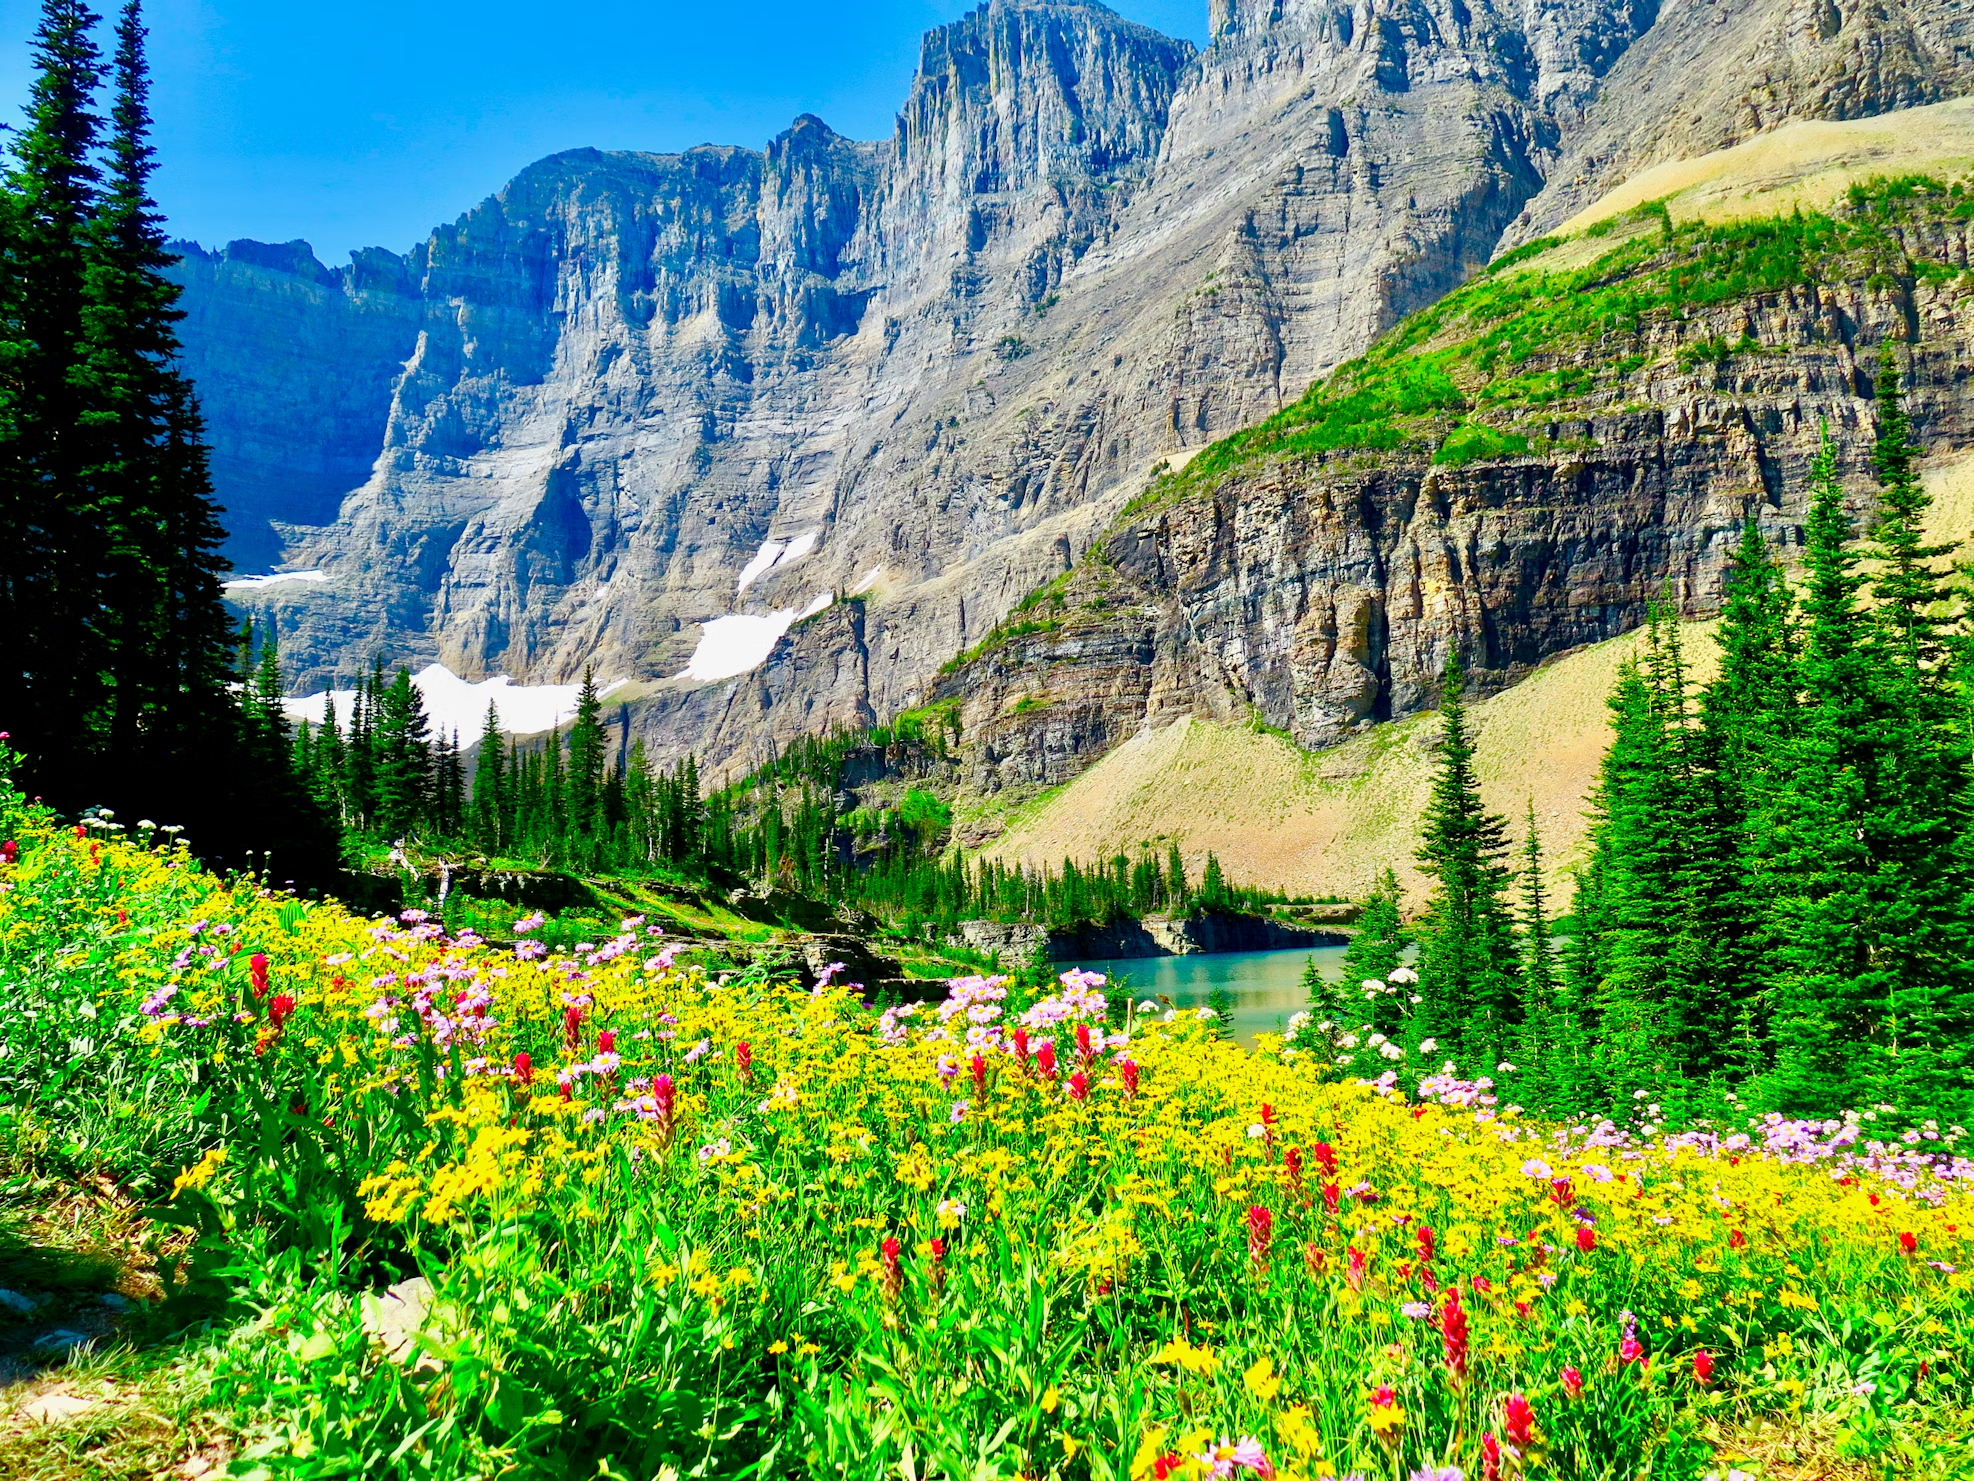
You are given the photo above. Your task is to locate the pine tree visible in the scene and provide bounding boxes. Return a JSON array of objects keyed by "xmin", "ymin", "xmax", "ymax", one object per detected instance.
[
  {"xmin": 1199, "ymin": 851, "xmax": 1228, "ymax": 910},
  {"xmin": 565, "ymin": 666, "xmax": 607, "ymax": 850},
  {"xmin": 5, "ymin": 0, "xmax": 108, "ymax": 795},
  {"xmin": 1866, "ymin": 339, "xmax": 1957, "ymax": 678},
  {"xmin": 1412, "ymin": 656, "xmax": 1519, "ymax": 1072},
  {"xmin": 1765, "ymin": 428, "xmax": 1883, "ymax": 1110},
  {"xmin": 1339, "ymin": 867, "xmax": 1408, "ymax": 989},
  {"xmin": 472, "ymin": 700, "xmax": 506, "ymax": 853},
  {"xmin": 372, "ymin": 668, "xmax": 432, "ymax": 838},
  {"xmin": 84, "ymin": 1, "xmax": 194, "ymax": 769}
]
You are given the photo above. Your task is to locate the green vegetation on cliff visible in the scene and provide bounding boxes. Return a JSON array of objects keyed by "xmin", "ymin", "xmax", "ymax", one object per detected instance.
[{"xmin": 1126, "ymin": 174, "xmax": 1974, "ymax": 516}]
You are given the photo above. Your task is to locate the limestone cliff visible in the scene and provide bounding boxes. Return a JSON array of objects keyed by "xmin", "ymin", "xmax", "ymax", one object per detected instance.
[
  {"xmin": 167, "ymin": 240, "xmax": 421, "ymax": 569},
  {"xmin": 182, "ymin": 0, "xmax": 1974, "ymax": 787},
  {"xmin": 199, "ymin": 0, "xmax": 1654, "ymax": 703},
  {"xmin": 908, "ymin": 179, "xmax": 1974, "ymax": 822}
]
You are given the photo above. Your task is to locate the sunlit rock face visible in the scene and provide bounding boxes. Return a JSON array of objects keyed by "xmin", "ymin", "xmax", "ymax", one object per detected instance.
[{"xmin": 179, "ymin": 0, "xmax": 1971, "ymax": 778}]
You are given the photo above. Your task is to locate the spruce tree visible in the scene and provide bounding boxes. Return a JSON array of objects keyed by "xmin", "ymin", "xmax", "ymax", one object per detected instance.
[
  {"xmin": 472, "ymin": 700, "xmax": 506, "ymax": 853},
  {"xmin": 372, "ymin": 668, "xmax": 432, "ymax": 838},
  {"xmin": 1764, "ymin": 428, "xmax": 1884, "ymax": 1110},
  {"xmin": 6, "ymin": 0, "xmax": 108, "ymax": 795},
  {"xmin": 1339, "ymin": 867, "xmax": 1407, "ymax": 988},
  {"xmin": 1412, "ymin": 656, "xmax": 1518, "ymax": 1071},
  {"xmin": 566, "ymin": 666, "xmax": 607, "ymax": 849},
  {"xmin": 1866, "ymin": 339, "xmax": 1957, "ymax": 678}
]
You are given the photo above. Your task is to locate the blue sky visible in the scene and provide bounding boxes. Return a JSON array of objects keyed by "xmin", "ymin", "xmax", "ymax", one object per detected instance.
[{"xmin": 0, "ymin": 0, "xmax": 1208, "ymax": 265}]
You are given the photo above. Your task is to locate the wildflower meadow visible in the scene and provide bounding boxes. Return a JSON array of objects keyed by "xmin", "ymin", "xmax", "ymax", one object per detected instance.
[{"xmin": 4, "ymin": 756, "xmax": 1973, "ymax": 1479}]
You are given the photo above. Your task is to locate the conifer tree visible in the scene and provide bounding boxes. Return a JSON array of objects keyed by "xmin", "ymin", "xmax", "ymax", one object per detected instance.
[
  {"xmin": 1413, "ymin": 656, "xmax": 1518, "ymax": 1071},
  {"xmin": 1867, "ymin": 340, "xmax": 1957, "ymax": 678},
  {"xmin": 566, "ymin": 666, "xmax": 607, "ymax": 848},
  {"xmin": 1339, "ymin": 866, "xmax": 1408, "ymax": 989},
  {"xmin": 6, "ymin": 0, "xmax": 108, "ymax": 795},
  {"xmin": 372, "ymin": 668, "xmax": 431, "ymax": 838},
  {"xmin": 472, "ymin": 700, "xmax": 506, "ymax": 852},
  {"xmin": 1765, "ymin": 428, "xmax": 1885, "ymax": 1110}
]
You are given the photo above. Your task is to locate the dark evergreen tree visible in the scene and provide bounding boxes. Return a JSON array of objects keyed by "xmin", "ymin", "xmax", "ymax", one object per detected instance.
[
  {"xmin": 1412, "ymin": 656, "xmax": 1519, "ymax": 1072},
  {"xmin": 472, "ymin": 700, "xmax": 506, "ymax": 853},
  {"xmin": 372, "ymin": 668, "xmax": 431, "ymax": 838},
  {"xmin": 565, "ymin": 666, "xmax": 607, "ymax": 852},
  {"xmin": 5, "ymin": 0, "xmax": 107, "ymax": 796},
  {"xmin": 1340, "ymin": 866, "xmax": 1408, "ymax": 989}
]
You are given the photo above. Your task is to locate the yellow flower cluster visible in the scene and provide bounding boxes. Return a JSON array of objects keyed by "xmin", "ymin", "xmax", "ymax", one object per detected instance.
[{"xmin": 11, "ymin": 808, "xmax": 1974, "ymax": 1476}]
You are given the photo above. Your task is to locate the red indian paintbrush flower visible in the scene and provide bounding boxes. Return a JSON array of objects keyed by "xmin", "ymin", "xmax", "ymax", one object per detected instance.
[
  {"xmin": 1416, "ymin": 1224, "xmax": 1435, "ymax": 1262},
  {"xmin": 971, "ymin": 1052, "xmax": 987, "ymax": 1097},
  {"xmin": 1729, "ymin": 1228, "xmax": 1747, "ymax": 1248},
  {"xmin": 881, "ymin": 1236, "xmax": 903, "ymax": 1301},
  {"xmin": 1899, "ymin": 1230, "xmax": 1919, "ymax": 1254},
  {"xmin": 249, "ymin": 952, "xmax": 270, "ymax": 999},
  {"xmin": 1068, "ymin": 1070, "xmax": 1089, "ymax": 1101},
  {"xmin": 597, "ymin": 1028, "xmax": 616, "ymax": 1054},
  {"xmin": 1311, "ymin": 1140, "xmax": 1338, "ymax": 1177},
  {"xmin": 1117, "ymin": 1059, "xmax": 1138, "ymax": 1096},
  {"xmin": 1246, "ymin": 1204, "xmax": 1272, "ymax": 1270},
  {"xmin": 1440, "ymin": 1285, "xmax": 1470, "ymax": 1382},
  {"xmin": 735, "ymin": 1040, "xmax": 752, "ymax": 1079},
  {"xmin": 1075, "ymin": 1022, "xmax": 1093, "ymax": 1060},
  {"xmin": 1561, "ymin": 1365, "xmax": 1584, "ymax": 1399},
  {"xmin": 267, "ymin": 992, "xmax": 296, "ymax": 1031},
  {"xmin": 653, "ymin": 1073, "xmax": 676, "ymax": 1130},
  {"xmin": 1036, "ymin": 1042, "xmax": 1057, "ymax": 1076},
  {"xmin": 1576, "ymin": 1226, "xmax": 1596, "ymax": 1253},
  {"xmin": 1347, "ymin": 1245, "xmax": 1367, "ymax": 1289},
  {"xmin": 1502, "ymin": 1392, "xmax": 1534, "ymax": 1447},
  {"xmin": 1283, "ymin": 1145, "xmax": 1304, "ymax": 1202},
  {"xmin": 1, "ymin": 841, "xmax": 16, "ymax": 865},
  {"xmin": 563, "ymin": 1004, "xmax": 584, "ymax": 1053},
  {"xmin": 1322, "ymin": 1182, "xmax": 1341, "ymax": 1216},
  {"xmin": 514, "ymin": 1051, "xmax": 534, "ymax": 1085},
  {"xmin": 1693, "ymin": 1348, "xmax": 1715, "ymax": 1384},
  {"xmin": 1482, "ymin": 1432, "xmax": 1502, "ymax": 1481},
  {"xmin": 1013, "ymin": 1027, "xmax": 1031, "ymax": 1067}
]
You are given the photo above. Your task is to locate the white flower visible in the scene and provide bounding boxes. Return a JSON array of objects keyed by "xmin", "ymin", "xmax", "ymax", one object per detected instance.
[
  {"xmin": 1497, "ymin": 1062, "xmax": 1517, "ymax": 1073},
  {"xmin": 1378, "ymin": 1041, "xmax": 1404, "ymax": 1060},
  {"xmin": 1138, "ymin": 999, "xmax": 1159, "ymax": 1013},
  {"xmin": 1367, "ymin": 1032, "xmax": 1387, "ymax": 1048},
  {"xmin": 1419, "ymin": 1038, "xmax": 1439, "ymax": 1054},
  {"xmin": 1388, "ymin": 966, "xmax": 1418, "ymax": 984},
  {"xmin": 1361, "ymin": 979, "xmax": 1386, "ymax": 994}
]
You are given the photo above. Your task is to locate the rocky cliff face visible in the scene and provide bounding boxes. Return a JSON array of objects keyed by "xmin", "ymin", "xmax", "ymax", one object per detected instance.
[
  {"xmin": 909, "ymin": 191, "xmax": 1974, "ymax": 811},
  {"xmin": 168, "ymin": 240, "xmax": 422, "ymax": 569},
  {"xmin": 186, "ymin": 0, "xmax": 1974, "ymax": 784},
  {"xmin": 1503, "ymin": 0, "xmax": 1974, "ymax": 242},
  {"xmin": 200, "ymin": 0, "xmax": 1654, "ymax": 700}
]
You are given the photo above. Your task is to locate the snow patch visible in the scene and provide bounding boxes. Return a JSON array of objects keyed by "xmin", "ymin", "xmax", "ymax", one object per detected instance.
[
  {"xmin": 284, "ymin": 664, "xmax": 628, "ymax": 740},
  {"xmin": 734, "ymin": 529, "xmax": 819, "ymax": 594},
  {"xmin": 224, "ymin": 570, "xmax": 328, "ymax": 590},
  {"xmin": 678, "ymin": 593, "xmax": 834, "ymax": 683},
  {"xmin": 849, "ymin": 566, "xmax": 883, "ymax": 595},
  {"xmin": 734, "ymin": 541, "xmax": 787, "ymax": 596}
]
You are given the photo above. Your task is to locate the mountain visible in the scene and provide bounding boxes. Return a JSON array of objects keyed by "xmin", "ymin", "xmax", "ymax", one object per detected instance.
[
  {"xmin": 182, "ymin": 0, "xmax": 1973, "ymax": 788},
  {"xmin": 195, "ymin": 0, "xmax": 1650, "ymax": 700}
]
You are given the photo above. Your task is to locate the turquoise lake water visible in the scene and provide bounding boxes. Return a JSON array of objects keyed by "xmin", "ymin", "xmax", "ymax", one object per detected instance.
[{"xmin": 1068, "ymin": 944, "xmax": 1353, "ymax": 1047}]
